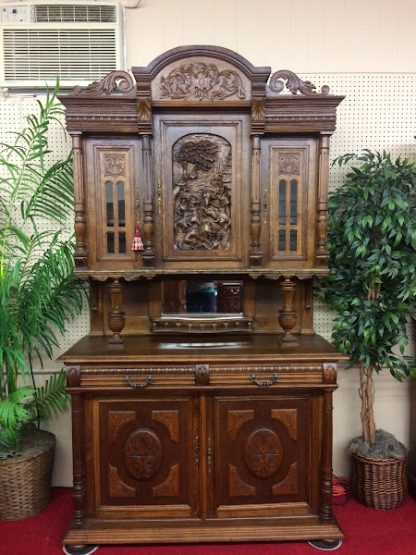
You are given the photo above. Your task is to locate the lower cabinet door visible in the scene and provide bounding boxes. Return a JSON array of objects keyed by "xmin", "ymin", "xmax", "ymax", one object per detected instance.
[
  {"xmin": 91, "ymin": 395, "xmax": 198, "ymax": 519},
  {"xmin": 210, "ymin": 394, "xmax": 317, "ymax": 518}
]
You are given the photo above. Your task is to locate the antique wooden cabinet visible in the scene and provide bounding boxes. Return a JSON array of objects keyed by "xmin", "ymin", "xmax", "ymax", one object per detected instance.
[{"xmin": 59, "ymin": 46, "xmax": 346, "ymax": 553}]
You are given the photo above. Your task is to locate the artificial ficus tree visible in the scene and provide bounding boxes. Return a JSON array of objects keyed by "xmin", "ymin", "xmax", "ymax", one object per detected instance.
[{"xmin": 318, "ymin": 150, "xmax": 416, "ymax": 447}]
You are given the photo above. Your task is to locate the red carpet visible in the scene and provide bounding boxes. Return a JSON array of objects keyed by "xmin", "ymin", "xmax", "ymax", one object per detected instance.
[{"xmin": 1, "ymin": 489, "xmax": 416, "ymax": 555}]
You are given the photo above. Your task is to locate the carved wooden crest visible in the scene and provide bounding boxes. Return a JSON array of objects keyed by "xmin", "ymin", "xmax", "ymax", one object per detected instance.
[
  {"xmin": 268, "ymin": 69, "xmax": 330, "ymax": 96},
  {"xmin": 72, "ymin": 71, "xmax": 135, "ymax": 96},
  {"xmin": 160, "ymin": 63, "xmax": 246, "ymax": 101},
  {"xmin": 173, "ymin": 134, "xmax": 232, "ymax": 250}
]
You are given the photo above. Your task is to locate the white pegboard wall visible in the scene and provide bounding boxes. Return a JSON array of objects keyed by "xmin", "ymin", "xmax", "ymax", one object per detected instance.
[
  {"xmin": 0, "ymin": 95, "xmax": 71, "ymax": 162},
  {"xmin": 303, "ymin": 73, "xmax": 416, "ymax": 335},
  {"xmin": 303, "ymin": 73, "xmax": 416, "ymax": 192},
  {"xmin": 1, "ymin": 74, "xmax": 416, "ymax": 367}
]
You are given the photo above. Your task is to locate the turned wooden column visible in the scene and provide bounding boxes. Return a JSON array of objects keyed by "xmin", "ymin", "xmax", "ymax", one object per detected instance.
[
  {"xmin": 66, "ymin": 367, "xmax": 86, "ymax": 528},
  {"xmin": 320, "ymin": 364, "xmax": 338, "ymax": 522},
  {"xmin": 249, "ymin": 134, "xmax": 262, "ymax": 266},
  {"xmin": 278, "ymin": 277, "xmax": 298, "ymax": 345},
  {"xmin": 141, "ymin": 134, "xmax": 155, "ymax": 266},
  {"xmin": 316, "ymin": 134, "xmax": 330, "ymax": 267},
  {"xmin": 108, "ymin": 278, "xmax": 125, "ymax": 345},
  {"xmin": 71, "ymin": 133, "xmax": 87, "ymax": 267}
]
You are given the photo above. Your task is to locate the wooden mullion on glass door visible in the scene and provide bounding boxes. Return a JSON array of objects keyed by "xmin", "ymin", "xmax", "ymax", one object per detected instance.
[{"xmin": 105, "ymin": 179, "xmax": 115, "ymax": 255}]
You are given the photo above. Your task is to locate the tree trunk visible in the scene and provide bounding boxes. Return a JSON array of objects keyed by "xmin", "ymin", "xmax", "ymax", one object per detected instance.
[{"xmin": 359, "ymin": 363, "xmax": 376, "ymax": 444}]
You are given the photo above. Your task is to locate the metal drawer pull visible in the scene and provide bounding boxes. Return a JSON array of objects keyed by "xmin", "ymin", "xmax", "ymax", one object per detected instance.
[
  {"xmin": 124, "ymin": 375, "xmax": 153, "ymax": 388},
  {"xmin": 250, "ymin": 373, "xmax": 278, "ymax": 387}
]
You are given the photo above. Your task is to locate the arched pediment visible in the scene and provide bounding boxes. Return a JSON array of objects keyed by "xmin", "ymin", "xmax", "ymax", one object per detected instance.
[{"xmin": 132, "ymin": 45, "xmax": 271, "ymax": 101}]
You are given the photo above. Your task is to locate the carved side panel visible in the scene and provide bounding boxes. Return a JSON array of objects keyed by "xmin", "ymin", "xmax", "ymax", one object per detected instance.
[
  {"xmin": 108, "ymin": 410, "xmax": 136, "ymax": 442},
  {"xmin": 272, "ymin": 462, "xmax": 298, "ymax": 495},
  {"xmin": 98, "ymin": 398, "xmax": 195, "ymax": 511},
  {"xmin": 229, "ymin": 464, "xmax": 256, "ymax": 497},
  {"xmin": 109, "ymin": 465, "xmax": 136, "ymax": 498},
  {"xmin": 214, "ymin": 397, "xmax": 308, "ymax": 511},
  {"xmin": 271, "ymin": 408, "xmax": 298, "ymax": 441},
  {"xmin": 173, "ymin": 134, "xmax": 232, "ymax": 250},
  {"xmin": 227, "ymin": 409, "xmax": 255, "ymax": 441}
]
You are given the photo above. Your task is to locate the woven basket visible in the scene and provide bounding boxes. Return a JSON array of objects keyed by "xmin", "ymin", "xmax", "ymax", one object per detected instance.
[
  {"xmin": 0, "ymin": 430, "xmax": 56, "ymax": 520},
  {"xmin": 350, "ymin": 451, "xmax": 407, "ymax": 510}
]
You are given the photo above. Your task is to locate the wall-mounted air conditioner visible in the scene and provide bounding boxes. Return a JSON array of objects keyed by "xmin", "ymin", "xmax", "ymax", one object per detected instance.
[{"xmin": 0, "ymin": 0, "xmax": 124, "ymax": 89}]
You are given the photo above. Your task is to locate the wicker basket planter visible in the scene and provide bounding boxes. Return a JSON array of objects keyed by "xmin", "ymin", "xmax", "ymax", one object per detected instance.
[
  {"xmin": 0, "ymin": 430, "xmax": 56, "ymax": 520},
  {"xmin": 350, "ymin": 451, "xmax": 407, "ymax": 510}
]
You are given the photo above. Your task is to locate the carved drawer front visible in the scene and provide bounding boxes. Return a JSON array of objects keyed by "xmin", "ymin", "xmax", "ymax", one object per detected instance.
[
  {"xmin": 80, "ymin": 366, "xmax": 196, "ymax": 388},
  {"xmin": 95, "ymin": 397, "xmax": 197, "ymax": 518},
  {"xmin": 210, "ymin": 364, "xmax": 323, "ymax": 386},
  {"xmin": 211, "ymin": 395, "xmax": 311, "ymax": 518}
]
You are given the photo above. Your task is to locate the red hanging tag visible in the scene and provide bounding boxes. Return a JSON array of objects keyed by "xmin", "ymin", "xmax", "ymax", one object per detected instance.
[{"xmin": 132, "ymin": 223, "xmax": 144, "ymax": 251}]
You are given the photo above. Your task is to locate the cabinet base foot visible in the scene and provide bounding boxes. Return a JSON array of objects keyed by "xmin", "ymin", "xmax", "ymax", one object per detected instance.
[
  {"xmin": 63, "ymin": 545, "xmax": 99, "ymax": 555},
  {"xmin": 64, "ymin": 517, "xmax": 343, "ymax": 545},
  {"xmin": 308, "ymin": 539, "xmax": 343, "ymax": 551}
]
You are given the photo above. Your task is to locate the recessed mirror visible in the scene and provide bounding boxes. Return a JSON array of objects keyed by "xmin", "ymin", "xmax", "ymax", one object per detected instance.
[{"xmin": 162, "ymin": 279, "xmax": 243, "ymax": 315}]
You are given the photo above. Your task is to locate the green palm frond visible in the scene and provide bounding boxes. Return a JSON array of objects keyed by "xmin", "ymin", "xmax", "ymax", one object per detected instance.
[
  {"xmin": 22, "ymin": 154, "xmax": 74, "ymax": 223},
  {"xmin": 0, "ymin": 81, "xmax": 86, "ymax": 451},
  {"xmin": 33, "ymin": 370, "xmax": 70, "ymax": 421},
  {"xmin": 0, "ymin": 387, "xmax": 34, "ymax": 449},
  {"xmin": 0, "ymin": 86, "xmax": 70, "ymax": 232}
]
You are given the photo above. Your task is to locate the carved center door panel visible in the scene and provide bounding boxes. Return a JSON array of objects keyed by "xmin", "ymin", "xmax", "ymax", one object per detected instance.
[
  {"xmin": 92, "ymin": 396, "xmax": 198, "ymax": 519},
  {"xmin": 210, "ymin": 395, "xmax": 317, "ymax": 518},
  {"xmin": 153, "ymin": 113, "xmax": 250, "ymax": 268}
]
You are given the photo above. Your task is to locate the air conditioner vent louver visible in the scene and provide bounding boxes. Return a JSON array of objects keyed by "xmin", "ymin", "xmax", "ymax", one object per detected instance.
[
  {"xmin": 3, "ymin": 28, "xmax": 117, "ymax": 82},
  {"xmin": 0, "ymin": 1, "xmax": 124, "ymax": 87},
  {"xmin": 34, "ymin": 4, "xmax": 117, "ymax": 23}
]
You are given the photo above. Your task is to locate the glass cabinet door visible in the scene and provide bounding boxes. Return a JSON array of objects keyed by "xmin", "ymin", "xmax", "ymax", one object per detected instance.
[
  {"xmin": 262, "ymin": 138, "xmax": 318, "ymax": 268},
  {"xmin": 86, "ymin": 139, "xmax": 140, "ymax": 269}
]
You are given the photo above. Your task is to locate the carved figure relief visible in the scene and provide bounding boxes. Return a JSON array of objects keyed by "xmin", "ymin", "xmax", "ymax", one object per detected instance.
[
  {"xmin": 160, "ymin": 63, "xmax": 246, "ymax": 101},
  {"xmin": 173, "ymin": 134, "xmax": 232, "ymax": 250}
]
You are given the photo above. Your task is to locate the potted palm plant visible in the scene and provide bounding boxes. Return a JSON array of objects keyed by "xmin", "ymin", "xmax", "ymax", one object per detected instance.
[
  {"xmin": 318, "ymin": 149, "xmax": 416, "ymax": 509},
  {"xmin": 0, "ymin": 84, "xmax": 85, "ymax": 519}
]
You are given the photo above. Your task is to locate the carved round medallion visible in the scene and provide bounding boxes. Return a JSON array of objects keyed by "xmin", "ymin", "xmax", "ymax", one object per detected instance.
[
  {"xmin": 124, "ymin": 429, "xmax": 163, "ymax": 480},
  {"xmin": 244, "ymin": 428, "xmax": 282, "ymax": 478}
]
